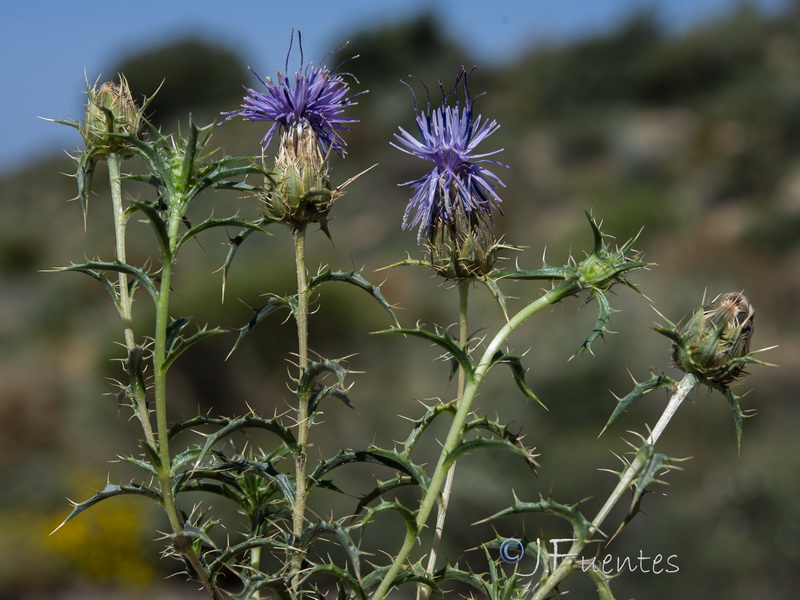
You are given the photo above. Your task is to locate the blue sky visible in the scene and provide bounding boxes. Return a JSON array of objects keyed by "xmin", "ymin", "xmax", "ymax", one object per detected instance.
[{"xmin": 0, "ymin": 0, "xmax": 788, "ymax": 175}]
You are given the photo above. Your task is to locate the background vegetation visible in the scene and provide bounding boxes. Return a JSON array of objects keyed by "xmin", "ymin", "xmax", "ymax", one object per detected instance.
[{"xmin": 1, "ymin": 3, "xmax": 798, "ymax": 598}]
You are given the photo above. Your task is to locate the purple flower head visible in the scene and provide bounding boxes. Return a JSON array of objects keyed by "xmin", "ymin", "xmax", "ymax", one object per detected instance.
[
  {"xmin": 392, "ymin": 67, "xmax": 507, "ymax": 243},
  {"xmin": 222, "ymin": 30, "xmax": 363, "ymax": 156}
]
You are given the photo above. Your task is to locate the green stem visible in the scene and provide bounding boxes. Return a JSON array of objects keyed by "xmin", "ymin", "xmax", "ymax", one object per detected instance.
[
  {"xmin": 108, "ymin": 153, "xmax": 156, "ymax": 447},
  {"xmin": 372, "ymin": 280, "xmax": 579, "ymax": 600},
  {"xmin": 151, "ymin": 208, "xmax": 221, "ymax": 600},
  {"xmin": 420, "ymin": 280, "xmax": 470, "ymax": 596},
  {"xmin": 291, "ymin": 224, "xmax": 311, "ymax": 587},
  {"xmin": 529, "ymin": 372, "xmax": 699, "ymax": 600}
]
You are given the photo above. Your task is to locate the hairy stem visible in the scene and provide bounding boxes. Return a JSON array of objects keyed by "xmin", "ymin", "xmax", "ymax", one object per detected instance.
[
  {"xmin": 291, "ymin": 224, "xmax": 311, "ymax": 586},
  {"xmin": 372, "ymin": 280, "xmax": 579, "ymax": 600},
  {"xmin": 108, "ymin": 153, "xmax": 155, "ymax": 447},
  {"xmin": 529, "ymin": 372, "xmax": 699, "ymax": 600}
]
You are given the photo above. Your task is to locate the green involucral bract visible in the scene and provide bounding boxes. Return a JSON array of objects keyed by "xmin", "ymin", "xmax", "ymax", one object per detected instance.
[
  {"xmin": 263, "ymin": 120, "xmax": 337, "ymax": 226},
  {"xmin": 427, "ymin": 204, "xmax": 498, "ymax": 280},
  {"xmin": 81, "ymin": 75, "xmax": 144, "ymax": 157},
  {"xmin": 659, "ymin": 291, "xmax": 756, "ymax": 387}
]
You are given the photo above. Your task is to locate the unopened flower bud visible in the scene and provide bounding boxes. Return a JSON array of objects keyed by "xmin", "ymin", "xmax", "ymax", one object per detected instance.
[
  {"xmin": 668, "ymin": 292, "xmax": 755, "ymax": 386},
  {"xmin": 264, "ymin": 120, "xmax": 335, "ymax": 225},
  {"xmin": 575, "ymin": 216, "xmax": 644, "ymax": 294},
  {"xmin": 427, "ymin": 205, "xmax": 497, "ymax": 279},
  {"xmin": 81, "ymin": 76, "xmax": 141, "ymax": 156}
]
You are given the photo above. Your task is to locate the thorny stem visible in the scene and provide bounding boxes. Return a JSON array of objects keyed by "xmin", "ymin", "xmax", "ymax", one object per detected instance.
[
  {"xmin": 529, "ymin": 372, "xmax": 699, "ymax": 600},
  {"xmin": 372, "ymin": 280, "xmax": 579, "ymax": 600},
  {"xmin": 419, "ymin": 280, "xmax": 470, "ymax": 600},
  {"xmin": 108, "ymin": 153, "xmax": 155, "ymax": 448},
  {"xmin": 291, "ymin": 224, "xmax": 311, "ymax": 587}
]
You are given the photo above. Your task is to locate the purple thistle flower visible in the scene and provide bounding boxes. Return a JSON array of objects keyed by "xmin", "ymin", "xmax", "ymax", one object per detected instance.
[
  {"xmin": 222, "ymin": 31, "xmax": 363, "ymax": 156},
  {"xmin": 392, "ymin": 67, "xmax": 507, "ymax": 242}
]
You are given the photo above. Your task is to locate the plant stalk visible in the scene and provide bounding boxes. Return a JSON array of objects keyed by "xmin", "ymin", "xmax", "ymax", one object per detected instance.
[
  {"xmin": 372, "ymin": 280, "xmax": 579, "ymax": 600},
  {"xmin": 150, "ymin": 206, "xmax": 221, "ymax": 600},
  {"xmin": 529, "ymin": 372, "xmax": 699, "ymax": 600},
  {"xmin": 291, "ymin": 224, "xmax": 311, "ymax": 586},
  {"xmin": 108, "ymin": 152, "xmax": 156, "ymax": 447},
  {"xmin": 419, "ymin": 280, "xmax": 470, "ymax": 599}
]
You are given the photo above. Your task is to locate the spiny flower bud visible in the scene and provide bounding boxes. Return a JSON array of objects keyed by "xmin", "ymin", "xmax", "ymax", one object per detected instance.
[
  {"xmin": 81, "ymin": 76, "xmax": 142, "ymax": 156},
  {"xmin": 263, "ymin": 120, "xmax": 336, "ymax": 226},
  {"xmin": 666, "ymin": 292, "xmax": 755, "ymax": 386},
  {"xmin": 575, "ymin": 214, "xmax": 645, "ymax": 294},
  {"xmin": 427, "ymin": 205, "xmax": 498, "ymax": 280}
]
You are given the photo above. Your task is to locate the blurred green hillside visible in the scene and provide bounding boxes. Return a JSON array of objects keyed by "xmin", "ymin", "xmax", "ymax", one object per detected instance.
[{"xmin": 1, "ymin": 4, "xmax": 798, "ymax": 599}]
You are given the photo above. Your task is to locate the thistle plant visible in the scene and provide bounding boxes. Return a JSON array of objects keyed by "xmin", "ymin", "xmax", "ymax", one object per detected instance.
[{"xmin": 46, "ymin": 33, "xmax": 773, "ymax": 600}]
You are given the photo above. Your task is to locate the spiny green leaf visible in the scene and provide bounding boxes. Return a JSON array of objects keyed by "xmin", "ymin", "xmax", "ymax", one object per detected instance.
[
  {"xmin": 165, "ymin": 316, "xmax": 191, "ymax": 356},
  {"xmin": 185, "ymin": 454, "xmax": 295, "ymax": 507},
  {"xmin": 311, "ymin": 449, "xmax": 429, "ymax": 491},
  {"xmin": 298, "ymin": 359, "xmax": 348, "ymax": 399},
  {"xmin": 75, "ymin": 150, "xmax": 97, "ymax": 227},
  {"xmin": 170, "ymin": 447, "xmax": 205, "ymax": 472},
  {"xmin": 227, "ymin": 295, "xmax": 294, "ymax": 358},
  {"xmin": 172, "ymin": 481, "xmax": 245, "ymax": 506},
  {"xmin": 168, "ymin": 415, "xmax": 229, "ymax": 439},
  {"xmin": 463, "ymin": 416, "xmax": 539, "ymax": 474},
  {"xmin": 300, "ymin": 564, "xmax": 366, "ymax": 600},
  {"xmin": 493, "ymin": 265, "xmax": 576, "ymax": 281},
  {"xmin": 481, "ymin": 276, "xmax": 509, "ymax": 319},
  {"xmin": 125, "ymin": 345, "xmax": 148, "ymax": 407},
  {"xmin": 483, "ymin": 497, "xmax": 592, "ymax": 544},
  {"xmin": 307, "ymin": 269, "xmax": 398, "ymax": 325},
  {"xmin": 353, "ymin": 476, "xmax": 418, "ymax": 515},
  {"xmin": 40, "ymin": 118, "xmax": 101, "ymax": 222},
  {"xmin": 606, "ymin": 443, "xmax": 686, "ymax": 543},
  {"xmin": 299, "ymin": 521, "xmax": 362, "ymax": 579},
  {"xmin": 434, "ymin": 563, "xmax": 490, "ymax": 596},
  {"xmin": 586, "ymin": 209, "xmax": 604, "ymax": 254},
  {"xmin": 380, "ymin": 257, "xmax": 431, "ymax": 269},
  {"xmin": 196, "ymin": 160, "xmax": 267, "ymax": 191},
  {"xmin": 359, "ymin": 501, "xmax": 419, "ymax": 546},
  {"xmin": 571, "ymin": 291, "xmax": 614, "ymax": 359},
  {"xmin": 119, "ymin": 456, "xmax": 158, "ymax": 477},
  {"xmin": 631, "ymin": 447, "xmax": 677, "ymax": 512},
  {"xmin": 723, "ymin": 386, "xmax": 756, "ymax": 451},
  {"xmin": 601, "ymin": 373, "xmax": 677, "ymax": 436},
  {"xmin": 443, "ymin": 437, "xmax": 537, "ymax": 471},
  {"xmin": 221, "ymin": 220, "xmax": 265, "ymax": 301},
  {"xmin": 308, "ymin": 384, "xmax": 354, "ymax": 415},
  {"xmin": 69, "ymin": 269, "xmax": 118, "ymax": 308},
  {"xmin": 171, "ymin": 523, "xmax": 217, "ymax": 553},
  {"xmin": 176, "ymin": 216, "xmax": 269, "ymax": 253},
  {"xmin": 52, "ymin": 482, "xmax": 161, "ymax": 534},
  {"xmin": 401, "ymin": 401, "xmax": 457, "ymax": 454},
  {"xmin": 139, "ymin": 440, "xmax": 161, "ymax": 470},
  {"xmin": 52, "ymin": 261, "xmax": 159, "ymax": 303},
  {"xmin": 179, "ymin": 120, "xmax": 203, "ymax": 194},
  {"xmin": 125, "ymin": 134, "xmax": 176, "ymax": 198},
  {"xmin": 491, "ymin": 352, "xmax": 546, "ymax": 408},
  {"xmin": 370, "ymin": 565, "xmax": 445, "ymax": 600},
  {"xmin": 194, "ymin": 414, "xmax": 300, "ymax": 466},
  {"xmin": 583, "ymin": 565, "xmax": 619, "ymax": 600},
  {"xmin": 232, "ymin": 575, "xmax": 293, "ymax": 600},
  {"xmin": 163, "ymin": 326, "xmax": 227, "ymax": 373},
  {"xmin": 378, "ymin": 326, "xmax": 474, "ymax": 378},
  {"xmin": 126, "ymin": 198, "xmax": 171, "ymax": 258},
  {"xmin": 210, "ymin": 537, "xmax": 295, "ymax": 576}
]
